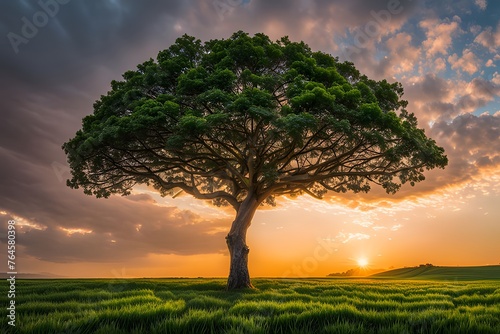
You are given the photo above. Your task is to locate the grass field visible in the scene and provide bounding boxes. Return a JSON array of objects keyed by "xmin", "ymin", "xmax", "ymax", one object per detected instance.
[{"xmin": 3, "ymin": 275, "xmax": 500, "ymax": 333}]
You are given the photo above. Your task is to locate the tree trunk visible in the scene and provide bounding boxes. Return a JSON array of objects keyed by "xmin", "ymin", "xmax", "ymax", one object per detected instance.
[{"xmin": 226, "ymin": 193, "xmax": 259, "ymax": 290}]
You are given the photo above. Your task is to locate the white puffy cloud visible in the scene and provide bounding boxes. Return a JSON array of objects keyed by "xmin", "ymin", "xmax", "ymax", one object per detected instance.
[
  {"xmin": 474, "ymin": 24, "xmax": 500, "ymax": 52},
  {"xmin": 420, "ymin": 17, "xmax": 462, "ymax": 56},
  {"xmin": 434, "ymin": 57, "xmax": 447, "ymax": 72},
  {"xmin": 474, "ymin": 0, "xmax": 487, "ymax": 10},
  {"xmin": 337, "ymin": 232, "xmax": 371, "ymax": 244},
  {"xmin": 385, "ymin": 32, "xmax": 420, "ymax": 74},
  {"xmin": 448, "ymin": 49, "xmax": 481, "ymax": 74},
  {"xmin": 493, "ymin": 72, "xmax": 500, "ymax": 85}
]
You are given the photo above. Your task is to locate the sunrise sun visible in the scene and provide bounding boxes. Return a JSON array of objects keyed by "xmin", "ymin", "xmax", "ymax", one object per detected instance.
[{"xmin": 357, "ymin": 258, "xmax": 369, "ymax": 268}]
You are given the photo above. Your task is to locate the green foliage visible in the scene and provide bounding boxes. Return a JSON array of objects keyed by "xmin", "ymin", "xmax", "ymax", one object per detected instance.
[
  {"xmin": 63, "ymin": 31, "xmax": 447, "ymax": 208},
  {"xmin": 6, "ymin": 278, "xmax": 500, "ymax": 333}
]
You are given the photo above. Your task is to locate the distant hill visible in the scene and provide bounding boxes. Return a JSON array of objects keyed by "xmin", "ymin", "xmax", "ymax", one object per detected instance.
[
  {"xmin": 370, "ymin": 265, "xmax": 500, "ymax": 280},
  {"xmin": 328, "ymin": 267, "xmax": 386, "ymax": 277}
]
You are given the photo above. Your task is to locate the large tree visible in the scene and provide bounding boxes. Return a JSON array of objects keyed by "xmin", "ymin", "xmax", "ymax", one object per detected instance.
[{"xmin": 63, "ymin": 31, "xmax": 447, "ymax": 289}]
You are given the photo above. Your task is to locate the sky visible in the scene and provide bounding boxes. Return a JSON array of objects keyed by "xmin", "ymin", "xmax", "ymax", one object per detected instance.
[{"xmin": 0, "ymin": 0, "xmax": 499, "ymax": 278}]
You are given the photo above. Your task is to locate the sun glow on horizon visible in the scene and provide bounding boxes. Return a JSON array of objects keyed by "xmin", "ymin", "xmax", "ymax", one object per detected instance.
[{"xmin": 357, "ymin": 258, "xmax": 369, "ymax": 268}]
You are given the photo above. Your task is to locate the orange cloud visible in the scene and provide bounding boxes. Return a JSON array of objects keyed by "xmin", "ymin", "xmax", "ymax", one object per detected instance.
[
  {"xmin": 420, "ymin": 17, "xmax": 461, "ymax": 56},
  {"xmin": 448, "ymin": 49, "xmax": 481, "ymax": 75},
  {"xmin": 474, "ymin": 24, "xmax": 500, "ymax": 52}
]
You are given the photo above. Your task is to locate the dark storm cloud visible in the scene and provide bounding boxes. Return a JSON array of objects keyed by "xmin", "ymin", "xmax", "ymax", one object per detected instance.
[
  {"xmin": 10, "ymin": 199, "xmax": 230, "ymax": 263},
  {"xmin": 1, "ymin": 1, "xmax": 187, "ymax": 83},
  {"xmin": 0, "ymin": 0, "xmax": 192, "ymax": 163},
  {"xmin": 0, "ymin": 0, "xmax": 231, "ymax": 263}
]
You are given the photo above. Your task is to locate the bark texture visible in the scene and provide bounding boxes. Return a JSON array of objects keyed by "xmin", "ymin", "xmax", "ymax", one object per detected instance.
[{"xmin": 226, "ymin": 194, "xmax": 259, "ymax": 289}]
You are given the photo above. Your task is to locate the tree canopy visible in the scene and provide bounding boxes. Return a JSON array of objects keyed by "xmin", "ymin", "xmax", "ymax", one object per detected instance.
[
  {"xmin": 64, "ymin": 31, "xmax": 447, "ymax": 289},
  {"xmin": 64, "ymin": 31, "xmax": 447, "ymax": 210}
]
